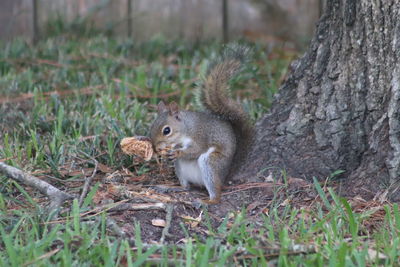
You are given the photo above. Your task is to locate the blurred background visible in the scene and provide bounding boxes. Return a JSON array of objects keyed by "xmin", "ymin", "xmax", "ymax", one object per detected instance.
[{"xmin": 1, "ymin": 0, "xmax": 322, "ymax": 48}]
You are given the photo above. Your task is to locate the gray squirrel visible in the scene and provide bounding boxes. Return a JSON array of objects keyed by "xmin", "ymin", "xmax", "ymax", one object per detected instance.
[{"xmin": 150, "ymin": 46, "xmax": 253, "ymax": 204}]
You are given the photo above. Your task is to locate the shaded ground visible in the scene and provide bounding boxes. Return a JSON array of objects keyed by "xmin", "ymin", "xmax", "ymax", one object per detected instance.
[
  {"xmin": 13, "ymin": 152, "xmax": 387, "ymax": 244},
  {"xmin": 0, "ymin": 78, "xmax": 390, "ymax": 246}
]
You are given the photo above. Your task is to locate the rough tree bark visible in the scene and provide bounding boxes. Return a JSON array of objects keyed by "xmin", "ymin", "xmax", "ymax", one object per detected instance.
[{"xmin": 240, "ymin": 0, "xmax": 400, "ymax": 200}]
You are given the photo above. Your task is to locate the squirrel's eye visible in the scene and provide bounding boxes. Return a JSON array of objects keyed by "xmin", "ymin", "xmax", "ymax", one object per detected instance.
[{"xmin": 162, "ymin": 126, "xmax": 171, "ymax": 136}]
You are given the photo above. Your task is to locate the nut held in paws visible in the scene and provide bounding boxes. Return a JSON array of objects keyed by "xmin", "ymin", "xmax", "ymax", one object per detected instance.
[{"xmin": 120, "ymin": 136, "xmax": 153, "ymax": 161}]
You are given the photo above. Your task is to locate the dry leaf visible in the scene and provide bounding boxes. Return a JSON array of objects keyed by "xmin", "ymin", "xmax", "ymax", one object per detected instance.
[
  {"xmin": 246, "ymin": 201, "xmax": 261, "ymax": 212},
  {"xmin": 93, "ymin": 189, "xmax": 112, "ymax": 205},
  {"xmin": 281, "ymin": 198, "xmax": 291, "ymax": 206},
  {"xmin": 180, "ymin": 211, "xmax": 203, "ymax": 228},
  {"xmin": 151, "ymin": 219, "xmax": 166, "ymax": 227},
  {"xmin": 262, "ymin": 207, "xmax": 269, "ymax": 215},
  {"xmin": 264, "ymin": 172, "xmax": 274, "ymax": 182},
  {"xmin": 367, "ymin": 248, "xmax": 387, "ymax": 261},
  {"xmin": 98, "ymin": 163, "xmax": 113, "ymax": 173}
]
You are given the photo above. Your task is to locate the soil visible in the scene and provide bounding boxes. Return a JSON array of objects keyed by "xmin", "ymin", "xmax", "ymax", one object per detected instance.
[
  {"xmin": 4, "ymin": 151, "xmax": 389, "ymax": 244},
  {"xmin": 44, "ymin": 156, "xmax": 322, "ymax": 244}
]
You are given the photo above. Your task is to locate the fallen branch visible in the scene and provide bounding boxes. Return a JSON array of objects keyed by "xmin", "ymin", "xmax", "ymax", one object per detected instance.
[{"xmin": 0, "ymin": 162, "xmax": 74, "ymax": 211}]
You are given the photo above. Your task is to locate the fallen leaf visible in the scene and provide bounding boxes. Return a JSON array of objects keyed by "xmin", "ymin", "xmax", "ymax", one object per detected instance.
[
  {"xmin": 246, "ymin": 201, "xmax": 261, "ymax": 212},
  {"xmin": 262, "ymin": 207, "xmax": 269, "ymax": 215},
  {"xmin": 367, "ymin": 248, "xmax": 387, "ymax": 261},
  {"xmin": 151, "ymin": 219, "xmax": 166, "ymax": 227},
  {"xmin": 180, "ymin": 211, "xmax": 203, "ymax": 228},
  {"xmin": 281, "ymin": 198, "xmax": 291, "ymax": 207},
  {"xmin": 264, "ymin": 172, "xmax": 274, "ymax": 182},
  {"xmin": 98, "ymin": 163, "xmax": 113, "ymax": 173},
  {"xmin": 287, "ymin": 177, "xmax": 310, "ymax": 187}
]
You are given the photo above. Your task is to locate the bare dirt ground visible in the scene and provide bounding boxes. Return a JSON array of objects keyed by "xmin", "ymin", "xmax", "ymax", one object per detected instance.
[{"xmin": 20, "ymin": 153, "xmax": 384, "ymax": 244}]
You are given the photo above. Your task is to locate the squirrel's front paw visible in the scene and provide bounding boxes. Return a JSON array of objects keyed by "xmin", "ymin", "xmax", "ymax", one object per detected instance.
[
  {"xmin": 167, "ymin": 149, "xmax": 182, "ymax": 159},
  {"xmin": 158, "ymin": 146, "xmax": 182, "ymax": 160}
]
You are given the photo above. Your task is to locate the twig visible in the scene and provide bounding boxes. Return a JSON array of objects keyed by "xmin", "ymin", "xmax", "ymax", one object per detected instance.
[
  {"xmin": 125, "ymin": 189, "xmax": 196, "ymax": 207},
  {"xmin": 235, "ymin": 244, "xmax": 317, "ymax": 260},
  {"xmin": 223, "ymin": 182, "xmax": 283, "ymax": 195},
  {"xmin": 78, "ymin": 160, "xmax": 99, "ymax": 207},
  {"xmin": 45, "ymin": 200, "xmax": 167, "ymax": 224},
  {"xmin": 0, "ymin": 157, "xmax": 16, "ymax": 162},
  {"xmin": 133, "ymin": 91, "xmax": 181, "ymax": 100},
  {"xmin": 107, "ymin": 202, "xmax": 167, "ymax": 212},
  {"xmin": 97, "ymin": 203, "xmax": 169, "ymax": 242},
  {"xmin": 0, "ymin": 85, "xmax": 104, "ymax": 104},
  {"xmin": 45, "ymin": 199, "xmax": 130, "ymax": 224},
  {"xmin": 0, "ymin": 162, "xmax": 74, "ymax": 211},
  {"xmin": 35, "ymin": 59, "xmax": 63, "ymax": 67},
  {"xmin": 140, "ymin": 257, "xmax": 185, "ymax": 265},
  {"xmin": 44, "ymin": 175, "xmax": 86, "ymax": 183},
  {"xmin": 22, "ymin": 248, "xmax": 61, "ymax": 266},
  {"xmin": 160, "ymin": 204, "xmax": 174, "ymax": 243}
]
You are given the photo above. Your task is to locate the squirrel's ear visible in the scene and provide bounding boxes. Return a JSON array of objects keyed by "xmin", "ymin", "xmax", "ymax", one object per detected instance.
[
  {"xmin": 157, "ymin": 101, "xmax": 168, "ymax": 114},
  {"xmin": 168, "ymin": 102, "xmax": 180, "ymax": 120},
  {"xmin": 169, "ymin": 102, "xmax": 179, "ymax": 114}
]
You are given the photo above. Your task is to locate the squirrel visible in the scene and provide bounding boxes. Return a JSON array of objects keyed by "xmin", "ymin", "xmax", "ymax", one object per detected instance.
[{"xmin": 149, "ymin": 45, "xmax": 254, "ymax": 204}]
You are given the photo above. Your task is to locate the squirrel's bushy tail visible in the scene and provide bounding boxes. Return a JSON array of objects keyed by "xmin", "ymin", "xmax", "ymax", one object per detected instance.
[{"xmin": 202, "ymin": 45, "xmax": 254, "ymax": 173}]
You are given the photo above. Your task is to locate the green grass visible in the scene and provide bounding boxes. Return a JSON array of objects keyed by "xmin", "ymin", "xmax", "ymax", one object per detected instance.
[
  {"xmin": 0, "ymin": 192, "xmax": 399, "ymax": 266},
  {"xmin": 1, "ymin": 35, "xmax": 399, "ymax": 265},
  {"xmin": 0, "ymin": 36, "xmax": 286, "ymax": 172}
]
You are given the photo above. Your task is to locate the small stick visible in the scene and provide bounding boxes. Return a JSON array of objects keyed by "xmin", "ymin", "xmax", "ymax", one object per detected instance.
[
  {"xmin": 22, "ymin": 248, "xmax": 61, "ymax": 266},
  {"xmin": 78, "ymin": 160, "xmax": 99, "ymax": 207},
  {"xmin": 160, "ymin": 204, "xmax": 173, "ymax": 243},
  {"xmin": 235, "ymin": 245, "xmax": 317, "ymax": 260},
  {"xmin": 44, "ymin": 200, "xmax": 165, "ymax": 224},
  {"xmin": 108, "ymin": 202, "xmax": 167, "ymax": 212},
  {"xmin": 0, "ymin": 162, "xmax": 74, "ymax": 211}
]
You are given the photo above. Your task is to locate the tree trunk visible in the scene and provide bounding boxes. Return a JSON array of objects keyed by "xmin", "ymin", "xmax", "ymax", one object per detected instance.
[{"xmin": 240, "ymin": 0, "xmax": 400, "ymax": 200}]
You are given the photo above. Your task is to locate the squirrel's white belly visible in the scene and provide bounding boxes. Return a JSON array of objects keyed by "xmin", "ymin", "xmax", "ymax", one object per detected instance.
[
  {"xmin": 176, "ymin": 147, "xmax": 216, "ymax": 187},
  {"xmin": 177, "ymin": 159, "xmax": 204, "ymax": 186}
]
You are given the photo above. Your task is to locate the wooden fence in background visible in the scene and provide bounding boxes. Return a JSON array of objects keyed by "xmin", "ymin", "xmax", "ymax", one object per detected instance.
[{"xmin": 2, "ymin": 0, "xmax": 322, "ymax": 47}]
